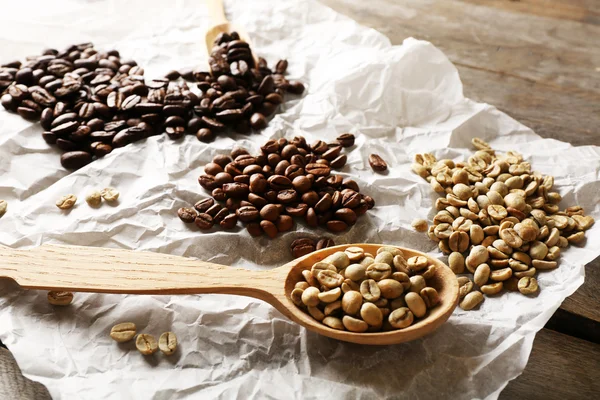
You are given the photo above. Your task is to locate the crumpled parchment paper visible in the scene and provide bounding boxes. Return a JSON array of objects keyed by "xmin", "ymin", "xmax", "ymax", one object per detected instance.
[{"xmin": 1, "ymin": 0, "xmax": 599, "ymax": 399}]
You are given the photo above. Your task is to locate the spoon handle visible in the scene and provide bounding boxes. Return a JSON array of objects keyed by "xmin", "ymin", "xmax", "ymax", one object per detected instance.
[
  {"xmin": 0, "ymin": 244, "xmax": 281, "ymax": 300},
  {"xmin": 206, "ymin": 0, "xmax": 229, "ymax": 26}
]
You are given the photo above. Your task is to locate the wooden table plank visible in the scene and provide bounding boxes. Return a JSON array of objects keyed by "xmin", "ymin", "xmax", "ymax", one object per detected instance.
[
  {"xmin": 500, "ymin": 329, "xmax": 600, "ymax": 399},
  {"xmin": 320, "ymin": 0, "xmax": 600, "ymax": 93},
  {"xmin": 320, "ymin": 0, "xmax": 600, "ymax": 322},
  {"xmin": 460, "ymin": 0, "xmax": 600, "ymax": 25}
]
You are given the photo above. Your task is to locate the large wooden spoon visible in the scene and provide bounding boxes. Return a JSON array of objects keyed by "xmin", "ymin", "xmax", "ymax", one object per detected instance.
[
  {"xmin": 0, "ymin": 243, "xmax": 459, "ymax": 345},
  {"xmin": 204, "ymin": 0, "xmax": 258, "ymax": 70}
]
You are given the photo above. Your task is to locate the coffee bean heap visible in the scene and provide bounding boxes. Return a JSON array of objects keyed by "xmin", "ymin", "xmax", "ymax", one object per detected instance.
[
  {"xmin": 292, "ymin": 246, "xmax": 440, "ymax": 332},
  {"xmin": 412, "ymin": 137, "xmax": 595, "ymax": 309},
  {"xmin": 290, "ymin": 237, "xmax": 336, "ymax": 258},
  {"xmin": 179, "ymin": 134, "xmax": 375, "ymax": 238},
  {"xmin": 0, "ymin": 35, "xmax": 303, "ymax": 170}
]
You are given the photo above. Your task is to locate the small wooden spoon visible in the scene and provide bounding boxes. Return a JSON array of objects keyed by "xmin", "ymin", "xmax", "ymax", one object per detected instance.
[
  {"xmin": 204, "ymin": 0, "xmax": 258, "ymax": 70},
  {"xmin": 0, "ymin": 243, "xmax": 458, "ymax": 345}
]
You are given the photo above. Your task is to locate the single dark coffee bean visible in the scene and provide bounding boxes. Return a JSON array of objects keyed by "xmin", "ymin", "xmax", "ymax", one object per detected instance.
[
  {"xmin": 260, "ymin": 204, "xmax": 280, "ymax": 222},
  {"xmin": 336, "ymin": 133, "xmax": 355, "ymax": 147},
  {"xmin": 7, "ymin": 84, "xmax": 28, "ymax": 101},
  {"xmin": 166, "ymin": 126, "xmax": 185, "ymax": 139},
  {"xmin": 40, "ymin": 108, "xmax": 54, "ymax": 130},
  {"xmin": 194, "ymin": 198, "xmax": 214, "ymax": 213},
  {"xmin": 326, "ymin": 220, "xmax": 348, "ymax": 233},
  {"xmin": 121, "ymin": 94, "xmax": 141, "ymax": 111},
  {"xmin": 286, "ymin": 80, "xmax": 305, "ymax": 94},
  {"xmin": 247, "ymin": 222, "xmax": 263, "ymax": 237},
  {"xmin": 31, "ymin": 89, "xmax": 56, "ymax": 107},
  {"xmin": 212, "ymin": 188, "xmax": 227, "ymax": 201},
  {"xmin": 90, "ymin": 142, "xmax": 112, "ymax": 157},
  {"xmin": 260, "ymin": 220, "xmax": 278, "ymax": 238},
  {"xmin": 60, "ymin": 151, "xmax": 92, "ymax": 170},
  {"xmin": 316, "ymin": 238, "xmax": 335, "ymax": 250},
  {"xmin": 223, "ymin": 182, "xmax": 249, "ymax": 198},
  {"xmin": 317, "ymin": 211, "xmax": 333, "ymax": 225},
  {"xmin": 243, "ymin": 164, "xmax": 263, "ymax": 175},
  {"xmin": 327, "ymin": 176, "xmax": 344, "ymax": 189},
  {"xmin": 342, "ymin": 191, "xmax": 361, "ymax": 209},
  {"xmin": 201, "ymin": 116, "xmax": 225, "ymax": 132},
  {"xmin": 276, "ymin": 215, "xmax": 293, "ymax": 232},
  {"xmin": 15, "ymin": 68, "xmax": 34, "ymax": 85},
  {"xmin": 213, "ymin": 208, "xmax": 229, "ymax": 223},
  {"xmin": 55, "ymin": 138, "xmax": 79, "ymax": 151},
  {"xmin": 330, "ymin": 155, "xmax": 347, "ymax": 169},
  {"xmin": 107, "ymin": 91, "xmax": 124, "ymax": 109},
  {"xmin": 275, "ymin": 59, "xmax": 288, "ymax": 74},
  {"xmin": 196, "ymin": 128, "xmax": 214, "ymax": 142},
  {"xmin": 305, "ymin": 207, "xmax": 318, "ymax": 227},
  {"xmin": 225, "ymin": 163, "xmax": 242, "ymax": 176},
  {"xmin": 305, "ymin": 163, "xmax": 331, "ymax": 177},
  {"xmin": 259, "ymin": 102, "xmax": 277, "ymax": 117},
  {"xmin": 42, "ymin": 131, "xmax": 58, "ymax": 144},
  {"xmin": 264, "ymin": 191, "xmax": 278, "ymax": 205},
  {"xmin": 249, "ymin": 174, "xmax": 268, "ymax": 194},
  {"xmin": 368, "ymin": 154, "xmax": 388, "ymax": 172},
  {"xmin": 198, "ymin": 174, "xmax": 218, "ymax": 191},
  {"xmin": 335, "ymin": 208, "xmax": 357, "ymax": 225},
  {"xmin": 112, "ymin": 128, "xmax": 141, "ymax": 148},
  {"xmin": 214, "ymin": 172, "xmax": 233, "ymax": 186},
  {"xmin": 164, "ymin": 70, "xmax": 180, "ymax": 80},
  {"xmin": 315, "ymin": 193, "xmax": 333, "ymax": 213},
  {"xmin": 343, "ymin": 179, "xmax": 360, "ymax": 192},
  {"xmin": 267, "ymin": 175, "xmax": 292, "ymax": 190},
  {"xmin": 285, "ymin": 203, "xmax": 308, "ymax": 217},
  {"xmin": 234, "ymin": 174, "xmax": 250, "ymax": 185},
  {"xmin": 220, "ymin": 214, "xmax": 238, "ymax": 229},
  {"xmin": 302, "ymin": 191, "xmax": 319, "ymax": 206},
  {"xmin": 250, "ymin": 113, "xmax": 267, "ymax": 130},
  {"xmin": 195, "ymin": 213, "xmax": 214, "ymax": 230},
  {"xmin": 178, "ymin": 207, "xmax": 197, "ymax": 223},
  {"xmin": 237, "ymin": 205, "xmax": 260, "ymax": 222},
  {"xmin": 212, "ymin": 154, "xmax": 232, "ymax": 168},
  {"xmin": 1, "ymin": 94, "xmax": 18, "ymax": 112},
  {"xmin": 292, "ymin": 176, "xmax": 311, "ymax": 193},
  {"xmin": 17, "ymin": 107, "xmax": 40, "ymax": 120},
  {"xmin": 204, "ymin": 162, "xmax": 223, "ymax": 176},
  {"xmin": 274, "ymin": 160, "xmax": 290, "ymax": 176},
  {"xmin": 70, "ymin": 125, "xmax": 91, "ymax": 141},
  {"xmin": 277, "ymin": 189, "xmax": 298, "ymax": 204},
  {"xmin": 291, "ymin": 242, "xmax": 315, "ymax": 258},
  {"xmin": 247, "ymin": 193, "xmax": 267, "ymax": 208},
  {"xmin": 363, "ymin": 195, "xmax": 375, "ymax": 209}
]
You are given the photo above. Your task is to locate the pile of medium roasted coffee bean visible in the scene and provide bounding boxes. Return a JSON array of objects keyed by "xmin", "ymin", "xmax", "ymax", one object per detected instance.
[
  {"xmin": 412, "ymin": 137, "xmax": 595, "ymax": 310},
  {"xmin": 0, "ymin": 35, "xmax": 303, "ymax": 170},
  {"xmin": 179, "ymin": 134, "xmax": 375, "ymax": 238},
  {"xmin": 292, "ymin": 246, "xmax": 440, "ymax": 332}
]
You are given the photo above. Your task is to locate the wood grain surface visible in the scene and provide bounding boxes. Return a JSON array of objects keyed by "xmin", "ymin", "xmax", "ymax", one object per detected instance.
[{"xmin": 320, "ymin": 0, "xmax": 600, "ymax": 396}]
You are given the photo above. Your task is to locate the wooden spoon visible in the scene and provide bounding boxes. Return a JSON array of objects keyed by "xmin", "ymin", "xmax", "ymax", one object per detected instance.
[
  {"xmin": 204, "ymin": 0, "xmax": 258, "ymax": 70},
  {"xmin": 0, "ymin": 243, "xmax": 459, "ymax": 345}
]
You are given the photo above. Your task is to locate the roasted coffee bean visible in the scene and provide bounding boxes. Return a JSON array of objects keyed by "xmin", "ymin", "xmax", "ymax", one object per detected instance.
[
  {"xmin": 178, "ymin": 207, "xmax": 197, "ymax": 223},
  {"xmin": 237, "ymin": 205, "xmax": 260, "ymax": 222},
  {"xmin": 17, "ymin": 106, "xmax": 39, "ymax": 120},
  {"xmin": 336, "ymin": 133, "xmax": 355, "ymax": 147},
  {"xmin": 195, "ymin": 213, "xmax": 214, "ymax": 230},
  {"xmin": 369, "ymin": 154, "xmax": 388, "ymax": 172},
  {"xmin": 223, "ymin": 182, "xmax": 249, "ymax": 198},
  {"xmin": 250, "ymin": 112, "xmax": 267, "ymax": 130},
  {"xmin": 60, "ymin": 151, "xmax": 92, "ymax": 170}
]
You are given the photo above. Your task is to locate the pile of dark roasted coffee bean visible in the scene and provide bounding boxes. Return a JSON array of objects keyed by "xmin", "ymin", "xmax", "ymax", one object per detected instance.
[
  {"xmin": 290, "ymin": 237, "xmax": 336, "ymax": 258},
  {"xmin": 178, "ymin": 134, "xmax": 375, "ymax": 238},
  {"xmin": 0, "ymin": 33, "xmax": 303, "ymax": 170}
]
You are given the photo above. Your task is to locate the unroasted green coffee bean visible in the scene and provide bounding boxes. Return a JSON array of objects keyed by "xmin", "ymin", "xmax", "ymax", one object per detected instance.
[
  {"xmin": 448, "ymin": 252, "xmax": 465, "ymax": 274},
  {"xmin": 529, "ymin": 241, "xmax": 548, "ymax": 260},
  {"xmin": 308, "ymin": 306, "xmax": 325, "ymax": 321},
  {"xmin": 342, "ymin": 315, "xmax": 368, "ymax": 332},
  {"xmin": 377, "ymin": 279, "xmax": 404, "ymax": 299},
  {"xmin": 458, "ymin": 276, "xmax": 473, "ymax": 297},
  {"xmin": 392, "ymin": 272, "xmax": 411, "ymax": 290},
  {"xmin": 110, "ymin": 322, "xmax": 137, "ymax": 343},
  {"xmin": 302, "ymin": 270, "xmax": 318, "ymax": 287},
  {"xmin": 295, "ymin": 281, "xmax": 310, "ymax": 290},
  {"xmin": 345, "ymin": 264, "xmax": 366, "ymax": 281},
  {"xmin": 490, "ymin": 267, "xmax": 513, "ymax": 281},
  {"xmin": 480, "ymin": 282, "xmax": 503, "ymax": 295},
  {"xmin": 390, "ymin": 297, "xmax": 406, "ymax": 310},
  {"xmin": 412, "ymin": 219, "xmax": 428, "ymax": 232},
  {"xmin": 421, "ymin": 265, "xmax": 437, "ymax": 280},
  {"xmin": 342, "ymin": 291, "xmax": 363, "ymax": 315},
  {"xmin": 377, "ymin": 246, "xmax": 403, "ymax": 257},
  {"xmin": 345, "ymin": 246, "xmax": 365, "ymax": 261},
  {"xmin": 469, "ymin": 245, "xmax": 489, "ymax": 266},
  {"xmin": 47, "ymin": 291, "xmax": 73, "ymax": 306},
  {"xmin": 318, "ymin": 287, "xmax": 341, "ymax": 303},
  {"xmin": 301, "ymin": 287, "xmax": 320, "ymax": 306},
  {"xmin": 374, "ymin": 251, "xmax": 393, "ymax": 265},
  {"xmin": 86, "ymin": 190, "xmax": 102, "ymax": 207},
  {"xmin": 405, "ymin": 292, "xmax": 427, "ymax": 318},
  {"xmin": 360, "ymin": 256, "xmax": 376, "ymax": 267},
  {"xmin": 420, "ymin": 287, "xmax": 440, "ymax": 308},
  {"xmin": 317, "ymin": 270, "xmax": 344, "ymax": 288},
  {"xmin": 393, "ymin": 255, "xmax": 410, "ymax": 274},
  {"xmin": 518, "ymin": 277, "xmax": 538, "ymax": 295},
  {"xmin": 322, "ymin": 316, "xmax": 344, "ymax": 330},
  {"xmin": 291, "ymin": 288, "xmax": 304, "ymax": 306},
  {"xmin": 366, "ymin": 263, "xmax": 392, "ymax": 281},
  {"xmin": 459, "ymin": 291, "xmax": 483, "ymax": 310},
  {"xmin": 474, "ymin": 263, "xmax": 491, "ymax": 287},
  {"xmin": 360, "ymin": 302, "xmax": 383, "ymax": 326},
  {"xmin": 388, "ymin": 307, "xmax": 414, "ymax": 329},
  {"xmin": 136, "ymin": 334, "xmax": 158, "ymax": 355},
  {"xmin": 409, "ymin": 275, "xmax": 426, "ymax": 293},
  {"xmin": 101, "ymin": 187, "xmax": 120, "ymax": 202},
  {"xmin": 360, "ymin": 279, "xmax": 381, "ymax": 302},
  {"xmin": 407, "ymin": 256, "xmax": 429, "ymax": 272},
  {"xmin": 323, "ymin": 251, "xmax": 350, "ymax": 269},
  {"xmin": 514, "ymin": 267, "xmax": 536, "ymax": 278},
  {"xmin": 311, "ymin": 262, "xmax": 336, "ymax": 276},
  {"xmin": 158, "ymin": 332, "xmax": 177, "ymax": 355},
  {"xmin": 56, "ymin": 194, "xmax": 77, "ymax": 209},
  {"xmin": 341, "ymin": 278, "xmax": 360, "ymax": 293},
  {"xmin": 324, "ymin": 301, "xmax": 342, "ymax": 316}
]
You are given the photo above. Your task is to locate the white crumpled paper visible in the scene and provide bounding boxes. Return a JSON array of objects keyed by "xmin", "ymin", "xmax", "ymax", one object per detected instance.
[{"xmin": 1, "ymin": 0, "xmax": 599, "ymax": 398}]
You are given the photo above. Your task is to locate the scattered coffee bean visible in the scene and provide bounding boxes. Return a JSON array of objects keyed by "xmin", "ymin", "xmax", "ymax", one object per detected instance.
[
  {"xmin": 368, "ymin": 154, "xmax": 388, "ymax": 172},
  {"xmin": 110, "ymin": 322, "xmax": 137, "ymax": 343},
  {"xmin": 158, "ymin": 331, "xmax": 177, "ymax": 355},
  {"xmin": 101, "ymin": 187, "xmax": 119, "ymax": 202},
  {"xmin": 86, "ymin": 190, "xmax": 102, "ymax": 207},
  {"xmin": 411, "ymin": 219, "xmax": 428, "ymax": 232},
  {"xmin": 413, "ymin": 138, "xmax": 594, "ymax": 307},
  {"xmin": 294, "ymin": 245, "xmax": 440, "ymax": 332},
  {"xmin": 136, "ymin": 333, "xmax": 158, "ymax": 355},
  {"xmin": 56, "ymin": 194, "xmax": 77, "ymax": 210},
  {"xmin": 178, "ymin": 207, "xmax": 197, "ymax": 223},
  {"xmin": 336, "ymin": 133, "xmax": 355, "ymax": 147},
  {"xmin": 47, "ymin": 291, "xmax": 73, "ymax": 306}
]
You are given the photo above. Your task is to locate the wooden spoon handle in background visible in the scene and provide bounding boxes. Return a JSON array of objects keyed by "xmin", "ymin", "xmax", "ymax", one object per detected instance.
[
  {"xmin": 206, "ymin": 0, "xmax": 229, "ymax": 26},
  {"xmin": 0, "ymin": 244, "xmax": 283, "ymax": 301}
]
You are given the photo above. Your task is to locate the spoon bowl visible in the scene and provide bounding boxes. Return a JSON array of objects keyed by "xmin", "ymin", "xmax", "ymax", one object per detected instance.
[{"xmin": 0, "ymin": 243, "xmax": 458, "ymax": 345}]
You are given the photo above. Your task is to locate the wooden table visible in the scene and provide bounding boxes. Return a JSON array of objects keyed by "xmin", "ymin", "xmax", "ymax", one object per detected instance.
[{"xmin": 320, "ymin": 0, "xmax": 600, "ymax": 397}]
